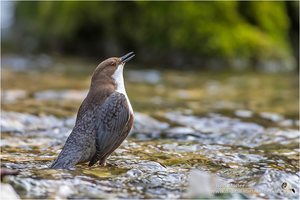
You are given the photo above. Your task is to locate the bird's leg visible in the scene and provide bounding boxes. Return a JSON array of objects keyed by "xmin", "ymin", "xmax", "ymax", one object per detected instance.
[
  {"xmin": 99, "ymin": 161, "xmax": 106, "ymax": 167},
  {"xmin": 99, "ymin": 156, "xmax": 108, "ymax": 167}
]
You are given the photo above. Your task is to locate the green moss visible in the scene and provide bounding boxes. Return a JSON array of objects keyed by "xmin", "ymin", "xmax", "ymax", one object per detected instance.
[{"xmin": 11, "ymin": 1, "xmax": 296, "ymax": 69}]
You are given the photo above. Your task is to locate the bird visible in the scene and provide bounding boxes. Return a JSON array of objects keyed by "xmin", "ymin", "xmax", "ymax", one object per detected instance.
[{"xmin": 50, "ymin": 52, "xmax": 135, "ymax": 169}]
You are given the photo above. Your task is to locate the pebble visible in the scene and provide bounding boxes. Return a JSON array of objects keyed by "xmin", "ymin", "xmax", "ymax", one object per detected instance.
[
  {"xmin": 2, "ymin": 90, "xmax": 27, "ymax": 103},
  {"xmin": 260, "ymin": 112, "xmax": 284, "ymax": 122},
  {"xmin": 234, "ymin": 110, "xmax": 253, "ymax": 118}
]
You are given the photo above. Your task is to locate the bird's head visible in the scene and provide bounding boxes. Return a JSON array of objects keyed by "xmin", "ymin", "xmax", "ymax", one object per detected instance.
[{"xmin": 91, "ymin": 52, "xmax": 135, "ymax": 86}]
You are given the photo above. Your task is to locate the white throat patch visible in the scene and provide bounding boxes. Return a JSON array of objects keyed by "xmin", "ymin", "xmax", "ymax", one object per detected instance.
[{"xmin": 112, "ymin": 63, "xmax": 133, "ymax": 113}]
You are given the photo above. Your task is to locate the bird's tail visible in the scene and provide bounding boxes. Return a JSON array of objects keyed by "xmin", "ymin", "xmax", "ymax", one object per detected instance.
[
  {"xmin": 50, "ymin": 154, "xmax": 80, "ymax": 169},
  {"xmin": 50, "ymin": 159, "xmax": 72, "ymax": 169}
]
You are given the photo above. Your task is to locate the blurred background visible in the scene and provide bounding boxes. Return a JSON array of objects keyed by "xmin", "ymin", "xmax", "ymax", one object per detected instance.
[
  {"xmin": 1, "ymin": 1, "xmax": 299, "ymax": 118},
  {"xmin": 2, "ymin": 1, "xmax": 299, "ymax": 69}
]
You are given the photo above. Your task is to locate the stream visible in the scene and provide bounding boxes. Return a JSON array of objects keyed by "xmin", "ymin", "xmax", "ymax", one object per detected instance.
[{"xmin": 1, "ymin": 55, "xmax": 299, "ymax": 199}]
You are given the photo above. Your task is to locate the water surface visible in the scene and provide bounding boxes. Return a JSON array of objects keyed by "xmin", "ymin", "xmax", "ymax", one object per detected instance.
[{"xmin": 1, "ymin": 56, "xmax": 299, "ymax": 199}]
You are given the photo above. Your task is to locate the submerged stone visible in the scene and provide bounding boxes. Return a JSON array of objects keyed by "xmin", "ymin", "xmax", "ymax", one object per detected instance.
[
  {"xmin": 131, "ymin": 112, "xmax": 169, "ymax": 139},
  {"xmin": 234, "ymin": 110, "xmax": 253, "ymax": 118},
  {"xmin": 260, "ymin": 112, "xmax": 284, "ymax": 122},
  {"xmin": 254, "ymin": 169, "xmax": 299, "ymax": 199}
]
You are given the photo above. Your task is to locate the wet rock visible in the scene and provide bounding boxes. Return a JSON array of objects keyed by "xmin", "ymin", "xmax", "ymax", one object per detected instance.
[
  {"xmin": 164, "ymin": 112, "xmax": 300, "ymax": 148},
  {"xmin": 57, "ymin": 185, "xmax": 74, "ymax": 199},
  {"xmin": 165, "ymin": 112, "xmax": 265, "ymax": 147},
  {"xmin": 278, "ymin": 119, "xmax": 294, "ymax": 127},
  {"xmin": 128, "ymin": 161, "xmax": 167, "ymax": 173},
  {"xmin": 163, "ymin": 143, "xmax": 199, "ymax": 152},
  {"xmin": 273, "ymin": 129, "xmax": 300, "ymax": 139},
  {"xmin": 34, "ymin": 90, "xmax": 88, "ymax": 101},
  {"xmin": 261, "ymin": 129, "xmax": 300, "ymax": 145},
  {"xmin": 131, "ymin": 113, "xmax": 169, "ymax": 139},
  {"xmin": 214, "ymin": 153, "xmax": 266, "ymax": 164},
  {"xmin": 145, "ymin": 172, "xmax": 185, "ymax": 188},
  {"xmin": 254, "ymin": 169, "xmax": 299, "ymax": 199},
  {"xmin": 125, "ymin": 169, "xmax": 143, "ymax": 178},
  {"xmin": 8, "ymin": 176, "xmax": 108, "ymax": 199},
  {"xmin": 164, "ymin": 127, "xmax": 196, "ymax": 137},
  {"xmin": 2, "ymin": 90, "xmax": 27, "ymax": 103},
  {"xmin": 117, "ymin": 161, "xmax": 187, "ymax": 199},
  {"xmin": 0, "ymin": 183, "xmax": 20, "ymax": 200},
  {"xmin": 127, "ymin": 70, "xmax": 161, "ymax": 84},
  {"xmin": 234, "ymin": 110, "xmax": 253, "ymax": 118},
  {"xmin": 0, "ymin": 113, "xmax": 24, "ymax": 133},
  {"xmin": 1, "ymin": 111, "xmax": 64, "ymax": 133},
  {"xmin": 260, "ymin": 112, "xmax": 284, "ymax": 122}
]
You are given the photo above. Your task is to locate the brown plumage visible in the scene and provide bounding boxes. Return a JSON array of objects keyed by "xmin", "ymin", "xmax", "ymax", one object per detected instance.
[{"xmin": 51, "ymin": 52, "xmax": 135, "ymax": 169}]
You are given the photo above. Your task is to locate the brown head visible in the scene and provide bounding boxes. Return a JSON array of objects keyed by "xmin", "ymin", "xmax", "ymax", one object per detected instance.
[{"xmin": 91, "ymin": 52, "xmax": 135, "ymax": 92}]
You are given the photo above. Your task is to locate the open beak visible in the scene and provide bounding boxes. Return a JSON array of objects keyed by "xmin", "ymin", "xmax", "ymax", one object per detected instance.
[{"xmin": 120, "ymin": 52, "xmax": 135, "ymax": 63}]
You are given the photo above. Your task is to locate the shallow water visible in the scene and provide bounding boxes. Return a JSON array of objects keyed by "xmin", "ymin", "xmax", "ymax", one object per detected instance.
[{"xmin": 1, "ymin": 56, "xmax": 299, "ymax": 199}]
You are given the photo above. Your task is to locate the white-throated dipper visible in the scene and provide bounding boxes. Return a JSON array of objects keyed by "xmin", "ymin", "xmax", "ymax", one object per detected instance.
[{"xmin": 51, "ymin": 52, "xmax": 135, "ymax": 169}]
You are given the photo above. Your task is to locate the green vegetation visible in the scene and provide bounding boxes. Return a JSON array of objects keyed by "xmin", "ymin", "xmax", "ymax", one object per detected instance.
[{"xmin": 10, "ymin": 1, "xmax": 298, "ymax": 70}]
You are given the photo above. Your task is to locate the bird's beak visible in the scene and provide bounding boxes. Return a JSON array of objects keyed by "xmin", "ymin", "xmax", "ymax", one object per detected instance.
[{"xmin": 120, "ymin": 52, "xmax": 135, "ymax": 63}]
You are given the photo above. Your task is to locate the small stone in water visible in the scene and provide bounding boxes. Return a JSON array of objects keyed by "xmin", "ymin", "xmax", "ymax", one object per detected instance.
[
  {"xmin": 0, "ymin": 183, "xmax": 20, "ymax": 200},
  {"xmin": 260, "ymin": 112, "xmax": 284, "ymax": 122},
  {"xmin": 57, "ymin": 185, "xmax": 74, "ymax": 199},
  {"xmin": 278, "ymin": 119, "xmax": 293, "ymax": 127},
  {"xmin": 127, "ymin": 70, "xmax": 161, "ymax": 84},
  {"xmin": 235, "ymin": 110, "xmax": 253, "ymax": 118},
  {"xmin": 2, "ymin": 90, "xmax": 27, "ymax": 103},
  {"xmin": 126, "ymin": 169, "xmax": 143, "ymax": 178}
]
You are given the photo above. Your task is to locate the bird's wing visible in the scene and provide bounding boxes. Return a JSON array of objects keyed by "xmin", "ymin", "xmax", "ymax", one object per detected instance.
[{"xmin": 89, "ymin": 92, "xmax": 130, "ymax": 166}]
